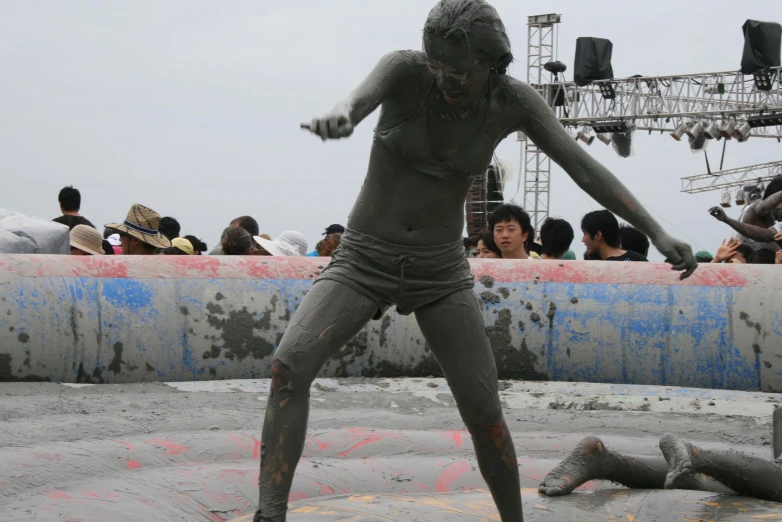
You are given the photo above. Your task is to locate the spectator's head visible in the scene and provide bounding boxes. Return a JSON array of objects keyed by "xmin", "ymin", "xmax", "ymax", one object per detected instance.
[
  {"xmin": 170, "ymin": 237, "xmax": 195, "ymax": 255},
  {"xmin": 695, "ymin": 250, "xmax": 714, "ymax": 263},
  {"xmin": 105, "ymin": 204, "xmax": 171, "ymax": 255},
  {"xmin": 539, "ymin": 218, "xmax": 574, "ymax": 259},
  {"xmin": 731, "ymin": 244, "xmax": 753, "ymax": 264},
  {"xmin": 161, "ymin": 246, "xmax": 189, "ymax": 255},
  {"xmin": 183, "ymin": 235, "xmax": 207, "ymax": 255},
  {"xmin": 581, "ymin": 210, "xmax": 620, "ymax": 257},
  {"xmin": 158, "ymin": 217, "xmax": 181, "ymax": 241},
  {"xmin": 619, "ymin": 224, "xmax": 650, "ymax": 257},
  {"xmin": 69, "ymin": 224, "xmax": 104, "ymax": 256},
  {"xmin": 315, "ymin": 233, "xmax": 342, "ymax": 257},
  {"xmin": 476, "ymin": 231, "xmax": 502, "ymax": 258},
  {"xmin": 749, "ymin": 248, "xmax": 776, "ymax": 264},
  {"xmin": 230, "ymin": 216, "xmax": 260, "ymax": 237},
  {"xmin": 256, "ymin": 231, "xmax": 308, "ymax": 257},
  {"xmin": 323, "ymin": 224, "xmax": 345, "ymax": 236},
  {"xmin": 463, "ymin": 235, "xmax": 479, "ymax": 257},
  {"xmin": 58, "ymin": 186, "xmax": 81, "ymax": 214},
  {"xmin": 489, "ymin": 204, "xmax": 532, "ymax": 259},
  {"xmin": 222, "ymin": 227, "xmax": 253, "ymax": 255}
]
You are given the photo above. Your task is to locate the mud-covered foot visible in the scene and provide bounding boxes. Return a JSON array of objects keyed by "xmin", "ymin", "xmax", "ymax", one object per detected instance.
[
  {"xmin": 539, "ymin": 436, "xmax": 608, "ymax": 496},
  {"xmin": 659, "ymin": 433, "xmax": 693, "ymax": 489}
]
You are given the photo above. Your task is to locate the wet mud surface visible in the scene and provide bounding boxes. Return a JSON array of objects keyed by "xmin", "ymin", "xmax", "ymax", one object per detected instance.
[{"xmin": 0, "ymin": 379, "xmax": 778, "ymax": 520}]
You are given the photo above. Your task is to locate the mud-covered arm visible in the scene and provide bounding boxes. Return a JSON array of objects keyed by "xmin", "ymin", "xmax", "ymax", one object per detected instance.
[
  {"xmin": 708, "ymin": 206, "xmax": 777, "ymax": 243},
  {"xmin": 753, "ymin": 191, "xmax": 782, "ymax": 218},
  {"xmin": 304, "ymin": 51, "xmax": 415, "ymax": 140},
  {"xmin": 510, "ymin": 81, "xmax": 696, "ymax": 278}
]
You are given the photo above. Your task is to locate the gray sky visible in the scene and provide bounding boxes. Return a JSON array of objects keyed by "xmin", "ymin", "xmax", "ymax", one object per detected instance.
[{"xmin": 1, "ymin": 0, "xmax": 779, "ymax": 259}]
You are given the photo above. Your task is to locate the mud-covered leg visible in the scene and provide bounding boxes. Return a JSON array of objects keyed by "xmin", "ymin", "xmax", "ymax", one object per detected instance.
[
  {"xmin": 540, "ymin": 436, "xmax": 733, "ymax": 496},
  {"xmin": 255, "ymin": 280, "xmax": 378, "ymax": 522},
  {"xmin": 660, "ymin": 433, "xmax": 782, "ymax": 501},
  {"xmin": 415, "ymin": 290, "xmax": 523, "ymax": 522}
]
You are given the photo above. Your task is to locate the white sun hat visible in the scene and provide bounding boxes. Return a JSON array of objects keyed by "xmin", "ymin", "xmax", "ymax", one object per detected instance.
[{"xmin": 255, "ymin": 231, "xmax": 308, "ymax": 257}]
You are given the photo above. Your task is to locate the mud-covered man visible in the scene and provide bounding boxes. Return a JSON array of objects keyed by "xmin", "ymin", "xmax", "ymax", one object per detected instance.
[{"xmin": 255, "ymin": 1, "xmax": 697, "ymax": 520}]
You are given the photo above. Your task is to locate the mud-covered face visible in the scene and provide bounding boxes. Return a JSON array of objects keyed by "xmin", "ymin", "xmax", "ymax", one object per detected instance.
[{"xmin": 424, "ymin": 37, "xmax": 490, "ymax": 108}]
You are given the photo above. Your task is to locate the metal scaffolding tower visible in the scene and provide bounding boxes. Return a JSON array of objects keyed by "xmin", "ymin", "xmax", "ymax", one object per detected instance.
[
  {"xmin": 522, "ymin": 14, "xmax": 561, "ymax": 233},
  {"xmin": 681, "ymin": 161, "xmax": 782, "ymax": 194}
]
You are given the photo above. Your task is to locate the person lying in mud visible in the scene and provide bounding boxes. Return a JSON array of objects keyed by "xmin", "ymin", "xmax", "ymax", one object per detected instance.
[
  {"xmin": 539, "ymin": 431, "xmax": 782, "ymax": 502},
  {"xmin": 255, "ymin": 0, "xmax": 697, "ymax": 520}
]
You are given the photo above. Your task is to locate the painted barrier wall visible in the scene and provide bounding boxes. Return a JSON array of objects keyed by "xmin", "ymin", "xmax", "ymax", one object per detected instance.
[{"xmin": 0, "ymin": 255, "xmax": 780, "ymax": 391}]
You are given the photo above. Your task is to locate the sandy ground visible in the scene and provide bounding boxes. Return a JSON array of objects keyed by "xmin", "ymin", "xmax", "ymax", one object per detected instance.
[{"xmin": 0, "ymin": 378, "xmax": 779, "ymax": 521}]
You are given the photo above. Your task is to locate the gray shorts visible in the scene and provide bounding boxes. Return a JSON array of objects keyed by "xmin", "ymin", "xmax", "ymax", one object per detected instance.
[{"xmin": 315, "ymin": 229, "xmax": 474, "ymax": 319}]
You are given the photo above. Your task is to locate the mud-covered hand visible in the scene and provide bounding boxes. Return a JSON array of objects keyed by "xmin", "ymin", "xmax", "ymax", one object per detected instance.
[
  {"xmin": 653, "ymin": 233, "xmax": 697, "ymax": 280},
  {"xmin": 301, "ymin": 104, "xmax": 354, "ymax": 141},
  {"xmin": 708, "ymin": 206, "xmax": 728, "ymax": 222}
]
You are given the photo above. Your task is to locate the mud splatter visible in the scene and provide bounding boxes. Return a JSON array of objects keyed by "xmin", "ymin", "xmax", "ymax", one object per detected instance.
[
  {"xmin": 17, "ymin": 333, "xmax": 29, "ymax": 343},
  {"xmin": 108, "ymin": 342, "xmax": 124, "ymax": 375},
  {"xmin": 206, "ymin": 303, "xmax": 224, "ymax": 315},
  {"xmin": 739, "ymin": 312, "xmax": 762, "ymax": 335},
  {"xmin": 764, "ymin": 361, "xmax": 773, "ymax": 369},
  {"xmin": 215, "ymin": 292, "xmax": 225, "ymax": 301},
  {"xmin": 571, "ymin": 297, "xmax": 579, "ymax": 304},
  {"xmin": 486, "ymin": 309, "xmax": 548, "ymax": 380},
  {"xmin": 180, "ymin": 306, "xmax": 189, "ymax": 315},
  {"xmin": 497, "ymin": 287, "xmax": 510, "ymax": 299},
  {"xmin": 0, "ymin": 353, "xmax": 50, "ymax": 382},
  {"xmin": 566, "ymin": 347, "xmax": 571, "ymax": 357},
  {"xmin": 479, "ymin": 275, "xmax": 495, "ymax": 289},
  {"xmin": 480, "ymin": 291, "xmax": 501, "ymax": 304},
  {"xmin": 525, "ymin": 302, "xmax": 533, "ymax": 311},
  {"xmin": 530, "ymin": 313, "xmax": 541, "ymax": 324},
  {"xmin": 754, "ymin": 344, "xmax": 762, "ymax": 354},
  {"xmin": 379, "ymin": 315, "xmax": 392, "ymax": 346},
  {"xmin": 547, "ymin": 302, "xmax": 557, "ymax": 329},
  {"xmin": 145, "ymin": 363, "xmax": 156, "ymax": 372},
  {"xmin": 207, "ymin": 307, "xmax": 274, "ymax": 361}
]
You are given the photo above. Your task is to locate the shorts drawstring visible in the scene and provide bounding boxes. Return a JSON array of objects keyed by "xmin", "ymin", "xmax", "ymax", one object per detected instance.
[{"xmin": 392, "ymin": 254, "xmax": 415, "ymax": 298}]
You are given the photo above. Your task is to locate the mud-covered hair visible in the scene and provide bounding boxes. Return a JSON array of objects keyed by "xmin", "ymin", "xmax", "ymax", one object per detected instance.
[
  {"xmin": 764, "ymin": 176, "xmax": 782, "ymax": 200},
  {"xmin": 423, "ymin": 0, "xmax": 513, "ymax": 74}
]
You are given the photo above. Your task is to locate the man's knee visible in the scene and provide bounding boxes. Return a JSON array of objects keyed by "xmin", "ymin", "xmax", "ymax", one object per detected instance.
[{"xmin": 458, "ymin": 396, "xmax": 504, "ymax": 433}]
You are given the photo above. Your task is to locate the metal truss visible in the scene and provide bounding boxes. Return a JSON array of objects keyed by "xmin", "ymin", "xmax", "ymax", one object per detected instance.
[
  {"xmin": 543, "ymin": 68, "xmax": 782, "ymax": 138},
  {"xmin": 681, "ymin": 161, "xmax": 782, "ymax": 194},
  {"xmin": 523, "ymin": 14, "xmax": 561, "ymax": 232}
]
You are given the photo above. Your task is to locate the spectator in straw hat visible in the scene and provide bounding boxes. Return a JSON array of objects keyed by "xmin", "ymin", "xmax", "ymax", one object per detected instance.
[
  {"xmin": 105, "ymin": 204, "xmax": 171, "ymax": 255},
  {"xmin": 69, "ymin": 224, "xmax": 104, "ymax": 256},
  {"xmin": 255, "ymin": 231, "xmax": 308, "ymax": 257}
]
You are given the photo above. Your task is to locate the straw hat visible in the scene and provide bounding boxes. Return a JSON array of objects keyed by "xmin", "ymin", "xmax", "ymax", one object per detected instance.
[
  {"xmin": 105, "ymin": 204, "xmax": 171, "ymax": 249},
  {"xmin": 172, "ymin": 237, "xmax": 195, "ymax": 255},
  {"xmin": 254, "ymin": 231, "xmax": 308, "ymax": 257},
  {"xmin": 70, "ymin": 224, "xmax": 105, "ymax": 255}
]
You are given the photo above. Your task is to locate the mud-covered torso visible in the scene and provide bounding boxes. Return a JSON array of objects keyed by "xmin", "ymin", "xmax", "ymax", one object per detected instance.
[{"xmin": 347, "ymin": 51, "xmax": 519, "ymax": 246}]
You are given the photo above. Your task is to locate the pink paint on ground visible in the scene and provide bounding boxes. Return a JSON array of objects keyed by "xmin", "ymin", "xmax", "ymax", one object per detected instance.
[
  {"xmin": 338, "ymin": 437, "xmax": 382, "ymax": 458},
  {"xmin": 127, "ymin": 460, "xmax": 142, "ymax": 470},
  {"xmin": 43, "ymin": 488, "xmax": 72, "ymax": 500},
  {"xmin": 435, "ymin": 461, "xmax": 471, "ymax": 492}
]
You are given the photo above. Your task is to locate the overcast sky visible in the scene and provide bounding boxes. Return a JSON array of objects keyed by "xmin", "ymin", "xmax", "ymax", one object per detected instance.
[{"xmin": 1, "ymin": 0, "xmax": 779, "ymax": 259}]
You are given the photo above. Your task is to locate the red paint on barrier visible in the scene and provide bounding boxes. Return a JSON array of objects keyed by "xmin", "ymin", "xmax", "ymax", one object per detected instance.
[
  {"xmin": 2, "ymin": 255, "xmax": 756, "ymax": 288},
  {"xmin": 338, "ymin": 437, "xmax": 383, "ymax": 457},
  {"xmin": 435, "ymin": 461, "xmax": 472, "ymax": 492}
]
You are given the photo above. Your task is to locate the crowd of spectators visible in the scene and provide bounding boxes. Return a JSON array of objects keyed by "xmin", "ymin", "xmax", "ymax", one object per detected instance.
[{"xmin": 25, "ymin": 182, "xmax": 782, "ymax": 266}]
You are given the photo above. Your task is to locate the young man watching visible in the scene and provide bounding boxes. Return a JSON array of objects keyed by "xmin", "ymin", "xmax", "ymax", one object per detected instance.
[
  {"xmin": 619, "ymin": 224, "xmax": 650, "ymax": 258},
  {"xmin": 582, "ymin": 210, "xmax": 648, "ymax": 262},
  {"xmin": 53, "ymin": 186, "xmax": 95, "ymax": 230},
  {"xmin": 539, "ymin": 218, "xmax": 575, "ymax": 260},
  {"xmin": 489, "ymin": 204, "xmax": 533, "ymax": 259}
]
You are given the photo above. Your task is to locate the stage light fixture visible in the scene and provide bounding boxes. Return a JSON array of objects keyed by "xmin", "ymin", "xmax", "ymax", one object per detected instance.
[
  {"xmin": 735, "ymin": 188, "xmax": 746, "ymax": 205},
  {"xmin": 591, "ymin": 121, "xmax": 627, "ymax": 134},
  {"xmin": 596, "ymin": 133, "xmax": 612, "ymax": 145},
  {"xmin": 753, "ymin": 69, "xmax": 774, "ymax": 91},
  {"xmin": 747, "ymin": 112, "xmax": 782, "ymax": 128},
  {"xmin": 720, "ymin": 191, "xmax": 732, "ymax": 208},
  {"xmin": 669, "ymin": 123, "xmax": 688, "ymax": 141},
  {"xmin": 598, "ymin": 82, "xmax": 616, "ymax": 100},
  {"xmin": 685, "ymin": 121, "xmax": 703, "ymax": 140},
  {"xmin": 732, "ymin": 122, "xmax": 751, "ymax": 141},
  {"xmin": 720, "ymin": 118, "xmax": 736, "ymax": 140},
  {"xmin": 576, "ymin": 129, "xmax": 595, "ymax": 145},
  {"xmin": 703, "ymin": 121, "xmax": 722, "ymax": 140}
]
